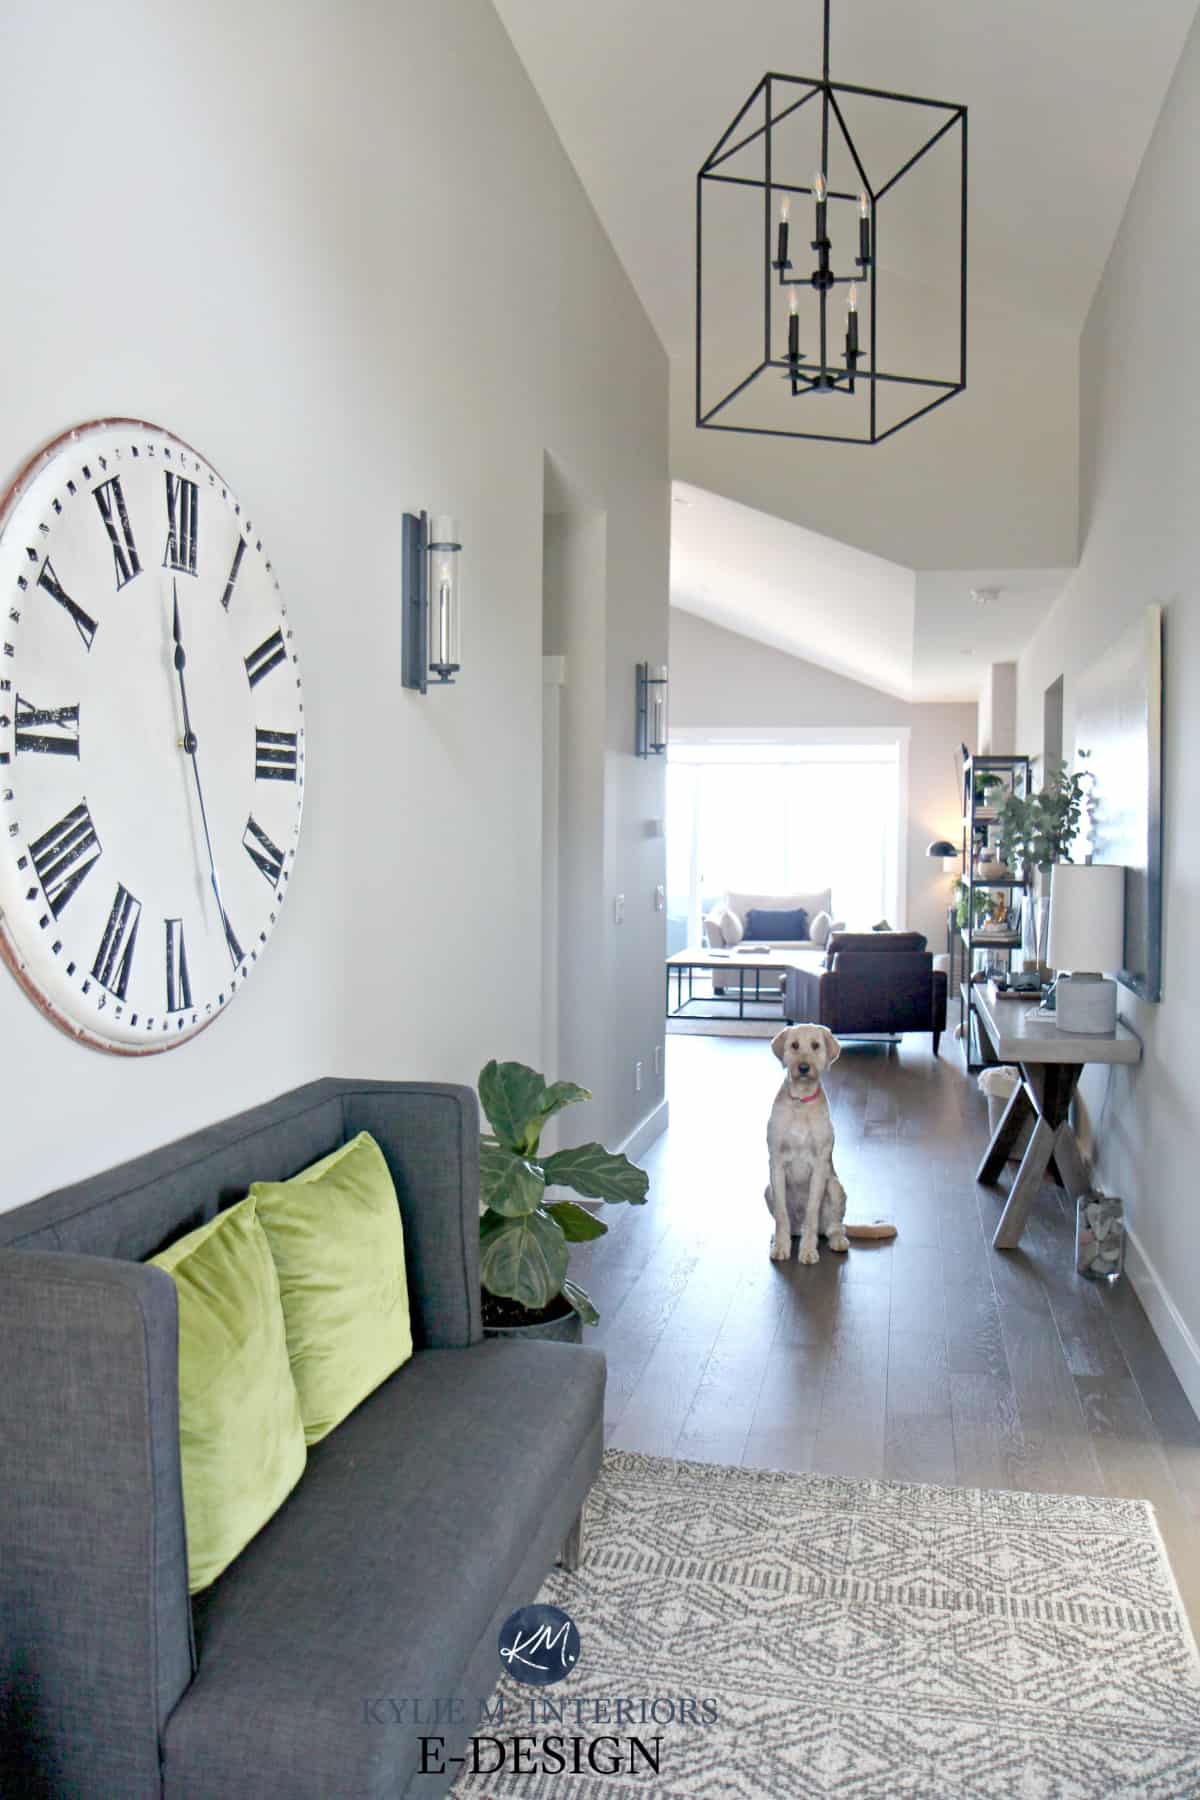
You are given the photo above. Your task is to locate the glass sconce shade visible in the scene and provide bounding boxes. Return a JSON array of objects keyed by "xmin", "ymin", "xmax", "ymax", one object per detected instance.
[
  {"xmin": 636, "ymin": 662, "xmax": 669, "ymax": 757},
  {"xmin": 427, "ymin": 516, "xmax": 462, "ymax": 679}
]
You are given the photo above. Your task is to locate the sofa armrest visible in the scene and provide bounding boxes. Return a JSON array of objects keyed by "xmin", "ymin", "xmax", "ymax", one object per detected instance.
[
  {"xmin": 0, "ymin": 1252, "xmax": 192, "ymax": 1797},
  {"xmin": 340, "ymin": 1082, "xmax": 482, "ymax": 1350},
  {"xmin": 784, "ymin": 965, "xmax": 837, "ymax": 1026}
]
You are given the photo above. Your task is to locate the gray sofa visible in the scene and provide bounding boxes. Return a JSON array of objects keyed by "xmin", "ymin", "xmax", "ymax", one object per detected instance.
[{"xmin": 0, "ymin": 1078, "xmax": 606, "ymax": 1798}]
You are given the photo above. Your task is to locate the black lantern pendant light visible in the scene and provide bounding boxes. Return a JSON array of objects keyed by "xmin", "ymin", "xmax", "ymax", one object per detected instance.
[{"xmin": 696, "ymin": 0, "xmax": 967, "ymax": 445}]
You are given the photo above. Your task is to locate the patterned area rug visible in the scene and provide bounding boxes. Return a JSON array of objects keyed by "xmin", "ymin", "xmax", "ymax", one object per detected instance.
[{"xmin": 453, "ymin": 1450, "xmax": 1200, "ymax": 1798}]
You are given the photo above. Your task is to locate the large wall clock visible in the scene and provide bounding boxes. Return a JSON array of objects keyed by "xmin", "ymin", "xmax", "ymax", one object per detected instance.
[{"xmin": 0, "ymin": 420, "xmax": 304, "ymax": 1054}]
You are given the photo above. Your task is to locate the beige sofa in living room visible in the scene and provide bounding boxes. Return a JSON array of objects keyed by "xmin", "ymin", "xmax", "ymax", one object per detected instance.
[{"xmin": 703, "ymin": 889, "xmax": 845, "ymax": 994}]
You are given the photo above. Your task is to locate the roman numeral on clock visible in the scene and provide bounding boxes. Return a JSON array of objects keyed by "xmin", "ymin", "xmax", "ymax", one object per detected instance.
[
  {"xmin": 244, "ymin": 630, "xmax": 287, "ymax": 691},
  {"xmin": 243, "ymin": 814, "xmax": 285, "ymax": 885},
  {"xmin": 162, "ymin": 473, "xmax": 198, "ymax": 575},
  {"xmin": 165, "ymin": 917, "xmax": 192, "ymax": 1012},
  {"xmin": 15, "ymin": 696, "xmax": 80, "ymax": 758},
  {"xmin": 221, "ymin": 537, "xmax": 247, "ymax": 612},
  {"xmin": 244, "ymin": 627, "xmax": 287, "ymax": 688},
  {"xmin": 221, "ymin": 908, "xmax": 244, "ymax": 968},
  {"xmin": 29, "ymin": 800, "xmax": 101, "ymax": 917},
  {"xmin": 37, "ymin": 559, "xmax": 97, "ymax": 652},
  {"xmin": 93, "ymin": 476, "xmax": 141, "ymax": 588},
  {"xmin": 92, "ymin": 883, "xmax": 141, "ymax": 1000},
  {"xmin": 255, "ymin": 728, "xmax": 298, "ymax": 782}
]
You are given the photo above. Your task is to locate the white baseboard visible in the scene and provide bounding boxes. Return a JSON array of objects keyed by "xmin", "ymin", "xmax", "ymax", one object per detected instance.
[
  {"xmin": 1125, "ymin": 1225, "xmax": 1200, "ymax": 1420},
  {"xmin": 617, "ymin": 1097, "xmax": 669, "ymax": 1163}
]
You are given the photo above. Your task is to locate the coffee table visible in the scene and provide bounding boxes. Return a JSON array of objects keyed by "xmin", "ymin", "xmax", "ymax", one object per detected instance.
[
  {"xmin": 665, "ymin": 948, "xmax": 813, "ymax": 1022},
  {"xmin": 972, "ymin": 982, "xmax": 1142, "ymax": 1249}
]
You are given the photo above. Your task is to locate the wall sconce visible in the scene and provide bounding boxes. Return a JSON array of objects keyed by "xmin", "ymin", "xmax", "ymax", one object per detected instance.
[
  {"xmin": 402, "ymin": 511, "xmax": 462, "ymax": 693},
  {"xmin": 636, "ymin": 662, "xmax": 669, "ymax": 757}
]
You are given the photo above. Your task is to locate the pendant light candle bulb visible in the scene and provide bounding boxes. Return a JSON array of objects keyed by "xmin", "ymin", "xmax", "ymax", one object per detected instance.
[
  {"xmin": 858, "ymin": 192, "xmax": 869, "ymax": 219},
  {"xmin": 779, "ymin": 196, "xmax": 790, "ymax": 222},
  {"xmin": 813, "ymin": 172, "xmax": 827, "ymax": 203},
  {"xmin": 848, "ymin": 283, "xmax": 858, "ymax": 311}
]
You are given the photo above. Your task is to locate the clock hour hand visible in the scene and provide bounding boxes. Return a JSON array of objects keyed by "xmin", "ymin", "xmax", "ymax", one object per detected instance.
[{"xmin": 172, "ymin": 581, "xmax": 242, "ymax": 970}]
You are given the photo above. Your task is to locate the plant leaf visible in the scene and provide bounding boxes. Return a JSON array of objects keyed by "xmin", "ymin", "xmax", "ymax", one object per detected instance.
[
  {"xmin": 524, "ymin": 1081, "xmax": 592, "ymax": 1153},
  {"xmin": 545, "ymin": 1199, "xmax": 609, "ymax": 1242},
  {"xmin": 562, "ymin": 1278, "xmax": 600, "ymax": 1328},
  {"xmin": 479, "ymin": 1140, "xmax": 545, "ymax": 1217},
  {"xmin": 541, "ymin": 1143, "xmax": 649, "ymax": 1205},
  {"xmin": 478, "ymin": 1061, "xmax": 550, "ymax": 1150},
  {"xmin": 479, "ymin": 1208, "xmax": 568, "ymax": 1310}
]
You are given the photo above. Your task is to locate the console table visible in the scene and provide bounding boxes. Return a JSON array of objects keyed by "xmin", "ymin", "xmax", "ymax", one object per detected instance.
[{"xmin": 972, "ymin": 983, "xmax": 1142, "ymax": 1250}]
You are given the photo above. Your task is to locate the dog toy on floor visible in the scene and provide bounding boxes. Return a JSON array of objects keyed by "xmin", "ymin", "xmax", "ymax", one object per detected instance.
[{"xmin": 843, "ymin": 1220, "xmax": 898, "ymax": 1241}]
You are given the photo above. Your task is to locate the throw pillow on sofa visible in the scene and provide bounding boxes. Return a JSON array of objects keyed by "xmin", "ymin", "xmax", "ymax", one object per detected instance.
[
  {"xmin": 743, "ymin": 906, "xmax": 809, "ymax": 942},
  {"xmin": 150, "ymin": 1198, "xmax": 306, "ymax": 1594},
  {"xmin": 718, "ymin": 905, "xmax": 743, "ymax": 946},
  {"xmin": 809, "ymin": 910, "xmax": 833, "ymax": 947},
  {"xmin": 251, "ymin": 1132, "xmax": 413, "ymax": 1445}
]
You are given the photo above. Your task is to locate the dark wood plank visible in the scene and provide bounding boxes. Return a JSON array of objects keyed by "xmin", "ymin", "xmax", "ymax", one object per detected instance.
[
  {"xmin": 949, "ymin": 1371, "xmax": 1025, "ymax": 1492},
  {"xmin": 886, "ymin": 1329, "xmax": 956, "ymax": 1484}
]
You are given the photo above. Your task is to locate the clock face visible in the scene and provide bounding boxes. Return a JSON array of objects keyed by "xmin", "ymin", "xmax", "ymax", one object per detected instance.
[{"xmin": 0, "ymin": 420, "xmax": 304, "ymax": 1053}]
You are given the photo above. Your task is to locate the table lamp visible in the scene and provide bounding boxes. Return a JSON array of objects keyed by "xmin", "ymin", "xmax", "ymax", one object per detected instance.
[{"xmin": 1047, "ymin": 863, "xmax": 1125, "ymax": 1034}]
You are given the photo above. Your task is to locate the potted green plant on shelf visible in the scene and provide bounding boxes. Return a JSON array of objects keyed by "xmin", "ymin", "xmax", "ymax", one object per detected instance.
[
  {"xmin": 973, "ymin": 770, "xmax": 1006, "ymax": 808},
  {"xmin": 954, "ymin": 880, "xmax": 995, "ymax": 932},
  {"xmin": 477, "ymin": 1059, "xmax": 649, "ymax": 1343},
  {"xmin": 994, "ymin": 754, "xmax": 1092, "ymax": 968}
]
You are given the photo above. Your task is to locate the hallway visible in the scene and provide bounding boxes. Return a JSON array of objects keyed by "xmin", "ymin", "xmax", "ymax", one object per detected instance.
[{"xmin": 571, "ymin": 1033, "xmax": 1200, "ymax": 1626}]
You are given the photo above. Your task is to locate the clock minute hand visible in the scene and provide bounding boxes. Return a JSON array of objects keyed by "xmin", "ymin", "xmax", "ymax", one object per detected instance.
[{"xmin": 172, "ymin": 582, "xmax": 242, "ymax": 970}]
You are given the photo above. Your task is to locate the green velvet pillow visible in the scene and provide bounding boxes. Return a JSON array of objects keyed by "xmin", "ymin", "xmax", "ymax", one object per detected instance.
[
  {"xmin": 251, "ymin": 1132, "xmax": 413, "ymax": 1445},
  {"xmin": 151, "ymin": 1198, "xmax": 306, "ymax": 1594}
]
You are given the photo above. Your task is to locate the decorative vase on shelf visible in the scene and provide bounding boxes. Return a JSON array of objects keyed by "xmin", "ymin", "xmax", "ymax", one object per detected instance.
[{"xmin": 1020, "ymin": 891, "xmax": 1038, "ymax": 972}]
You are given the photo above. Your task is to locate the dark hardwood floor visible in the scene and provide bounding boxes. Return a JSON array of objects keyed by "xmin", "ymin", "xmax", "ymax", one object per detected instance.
[{"xmin": 572, "ymin": 1031, "xmax": 1200, "ymax": 1629}]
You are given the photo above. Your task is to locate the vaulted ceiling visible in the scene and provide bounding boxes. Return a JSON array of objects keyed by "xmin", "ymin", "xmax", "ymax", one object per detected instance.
[{"xmin": 494, "ymin": 0, "xmax": 1198, "ymax": 696}]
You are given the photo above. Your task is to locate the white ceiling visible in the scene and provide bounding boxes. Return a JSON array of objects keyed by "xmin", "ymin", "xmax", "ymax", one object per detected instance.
[
  {"xmin": 671, "ymin": 481, "xmax": 1072, "ymax": 702},
  {"xmin": 495, "ymin": 0, "xmax": 1196, "ymax": 699},
  {"xmin": 670, "ymin": 480, "xmax": 915, "ymax": 698},
  {"xmin": 494, "ymin": 0, "xmax": 1196, "ymax": 354},
  {"xmin": 911, "ymin": 566, "xmax": 1073, "ymax": 701}
]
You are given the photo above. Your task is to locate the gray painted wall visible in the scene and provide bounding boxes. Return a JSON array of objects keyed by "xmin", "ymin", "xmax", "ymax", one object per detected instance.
[
  {"xmin": 1016, "ymin": 6, "xmax": 1200, "ymax": 1411},
  {"xmin": 0, "ymin": 0, "xmax": 668, "ymax": 1207}
]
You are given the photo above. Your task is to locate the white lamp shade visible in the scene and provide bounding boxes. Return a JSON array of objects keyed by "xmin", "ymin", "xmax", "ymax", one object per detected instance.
[{"xmin": 1047, "ymin": 863, "xmax": 1124, "ymax": 973}]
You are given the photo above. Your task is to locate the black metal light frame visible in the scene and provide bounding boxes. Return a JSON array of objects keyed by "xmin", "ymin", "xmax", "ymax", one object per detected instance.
[
  {"xmin": 402, "ymin": 510, "xmax": 462, "ymax": 693},
  {"xmin": 696, "ymin": 0, "xmax": 967, "ymax": 446}
]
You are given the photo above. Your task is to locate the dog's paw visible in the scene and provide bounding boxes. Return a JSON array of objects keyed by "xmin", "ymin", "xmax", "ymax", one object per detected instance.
[
  {"xmin": 797, "ymin": 1243, "xmax": 820, "ymax": 1266},
  {"xmin": 769, "ymin": 1233, "xmax": 791, "ymax": 1262},
  {"xmin": 826, "ymin": 1232, "xmax": 850, "ymax": 1254}
]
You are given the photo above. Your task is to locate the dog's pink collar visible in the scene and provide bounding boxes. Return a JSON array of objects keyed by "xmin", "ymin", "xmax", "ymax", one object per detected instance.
[{"xmin": 793, "ymin": 1088, "xmax": 822, "ymax": 1103}]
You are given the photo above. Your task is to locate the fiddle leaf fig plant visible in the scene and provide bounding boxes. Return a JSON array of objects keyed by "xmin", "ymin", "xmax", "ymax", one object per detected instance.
[{"xmin": 477, "ymin": 1060, "xmax": 649, "ymax": 1326}]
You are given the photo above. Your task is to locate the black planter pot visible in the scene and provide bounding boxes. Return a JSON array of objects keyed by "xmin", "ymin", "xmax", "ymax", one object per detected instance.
[{"xmin": 482, "ymin": 1299, "xmax": 582, "ymax": 1345}]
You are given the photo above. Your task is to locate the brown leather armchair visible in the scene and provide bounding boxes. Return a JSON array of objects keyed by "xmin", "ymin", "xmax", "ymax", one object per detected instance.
[{"xmin": 783, "ymin": 931, "xmax": 947, "ymax": 1055}]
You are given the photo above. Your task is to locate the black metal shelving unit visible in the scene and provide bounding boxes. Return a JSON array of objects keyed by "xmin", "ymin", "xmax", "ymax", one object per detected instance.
[{"xmin": 958, "ymin": 751, "xmax": 1032, "ymax": 1072}]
